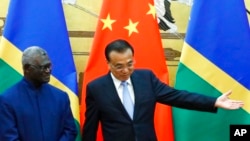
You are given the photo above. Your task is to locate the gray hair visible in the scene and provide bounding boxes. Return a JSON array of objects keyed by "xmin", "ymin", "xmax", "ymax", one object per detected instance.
[{"xmin": 22, "ymin": 46, "xmax": 48, "ymax": 66}]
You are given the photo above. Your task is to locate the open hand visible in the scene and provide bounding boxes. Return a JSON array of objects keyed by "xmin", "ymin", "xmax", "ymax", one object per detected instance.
[{"xmin": 215, "ymin": 90, "xmax": 244, "ymax": 109}]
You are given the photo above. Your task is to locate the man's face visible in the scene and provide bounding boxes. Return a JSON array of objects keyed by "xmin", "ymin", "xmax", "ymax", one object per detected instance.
[
  {"xmin": 108, "ymin": 49, "xmax": 134, "ymax": 81},
  {"xmin": 25, "ymin": 55, "xmax": 52, "ymax": 86}
]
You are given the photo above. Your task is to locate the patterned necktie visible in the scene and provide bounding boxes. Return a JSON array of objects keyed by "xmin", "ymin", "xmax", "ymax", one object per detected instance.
[{"xmin": 121, "ymin": 81, "xmax": 134, "ymax": 119}]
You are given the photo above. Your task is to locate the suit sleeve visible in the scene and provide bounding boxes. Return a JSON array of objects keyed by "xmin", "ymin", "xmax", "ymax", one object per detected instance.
[
  {"xmin": 0, "ymin": 96, "xmax": 20, "ymax": 141},
  {"xmin": 81, "ymin": 84, "xmax": 100, "ymax": 141},
  {"xmin": 59, "ymin": 93, "xmax": 78, "ymax": 141},
  {"xmin": 150, "ymin": 71, "xmax": 217, "ymax": 112}
]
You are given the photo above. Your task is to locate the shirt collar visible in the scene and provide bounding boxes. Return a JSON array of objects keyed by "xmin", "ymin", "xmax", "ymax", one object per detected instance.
[{"xmin": 110, "ymin": 73, "xmax": 132, "ymax": 89}]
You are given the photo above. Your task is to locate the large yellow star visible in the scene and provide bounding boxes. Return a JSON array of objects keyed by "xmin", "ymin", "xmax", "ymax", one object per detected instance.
[
  {"xmin": 101, "ymin": 14, "xmax": 116, "ymax": 30},
  {"xmin": 147, "ymin": 3, "xmax": 156, "ymax": 19},
  {"xmin": 124, "ymin": 19, "xmax": 139, "ymax": 36}
]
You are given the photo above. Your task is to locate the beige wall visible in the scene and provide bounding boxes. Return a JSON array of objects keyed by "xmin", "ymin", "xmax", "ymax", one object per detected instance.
[{"xmin": 1, "ymin": 0, "xmax": 250, "ymax": 86}]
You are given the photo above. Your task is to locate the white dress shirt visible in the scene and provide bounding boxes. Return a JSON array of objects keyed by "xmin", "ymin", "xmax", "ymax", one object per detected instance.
[{"xmin": 110, "ymin": 73, "xmax": 135, "ymax": 104}]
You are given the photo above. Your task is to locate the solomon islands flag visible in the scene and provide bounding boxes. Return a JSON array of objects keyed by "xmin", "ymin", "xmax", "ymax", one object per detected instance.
[{"xmin": 173, "ymin": 0, "xmax": 250, "ymax": 141}]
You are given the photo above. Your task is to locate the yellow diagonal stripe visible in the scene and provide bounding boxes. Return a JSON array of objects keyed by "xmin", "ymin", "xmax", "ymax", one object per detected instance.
[
  {"xmin": 180, "ymin": 42, "xmax": 250, "ymax": 113},
  {"xmin": 0, "ymin": 37, "xmax": 23, "ymax": 74}
]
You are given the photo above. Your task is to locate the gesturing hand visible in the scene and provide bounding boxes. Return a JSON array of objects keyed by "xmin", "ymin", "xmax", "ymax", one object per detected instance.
[{"xmin": 215, "ymin": 90, "xmax": 244, "ymax": 110}]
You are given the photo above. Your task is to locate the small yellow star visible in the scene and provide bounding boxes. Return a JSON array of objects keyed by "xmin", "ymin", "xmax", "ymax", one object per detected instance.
[
  {"xmin": 101, "ymin": 14, "xmax": 116, "ymax": 30},
  {"xmin": 124, "ymin": 19, "xmax": 139, "ymax": 36},
  {"xmin": 147, "ymin": 3, "xmax": 156, "ymax": 19}
]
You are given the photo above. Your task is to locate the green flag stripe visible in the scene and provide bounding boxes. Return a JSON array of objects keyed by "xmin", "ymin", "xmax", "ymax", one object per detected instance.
[
  {"xmin": 179, "ymin": 42, "xmax": 250, "ymax": 113},
  {"xmin": 175, "ymin": 63, "xmax": 220, "ymax": 96},
  {"xmin": 0, "ymin": 59, "xmax": 22, "ymax": 93},
  {"xmin": 174, "ymin": 63, "xmax": 250, "ymax": 141},
  {"xmin": 74, "ymin": 119, "xmax": 81, "ymax": 141}
]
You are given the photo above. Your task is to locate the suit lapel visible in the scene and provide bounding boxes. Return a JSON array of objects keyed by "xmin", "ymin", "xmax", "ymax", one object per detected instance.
[
  {"xmin": 130, "ymin": 71, "xmax": 144, "ymax": 120},
  {"xmin": 104, "ymin": 73, "xmax": 132, "ymax": 120}
]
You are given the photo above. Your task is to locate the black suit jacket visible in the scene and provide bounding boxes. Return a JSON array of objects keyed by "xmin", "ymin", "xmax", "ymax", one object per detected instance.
[{"xmin": 82, "ymin": 69, "xmax": 217, "ymax": 141}]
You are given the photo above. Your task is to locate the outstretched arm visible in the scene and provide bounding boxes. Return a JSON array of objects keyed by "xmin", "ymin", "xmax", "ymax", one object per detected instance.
[{"xmin": 214, "ymin": 90, "xmax": 244, "ymax": 109}]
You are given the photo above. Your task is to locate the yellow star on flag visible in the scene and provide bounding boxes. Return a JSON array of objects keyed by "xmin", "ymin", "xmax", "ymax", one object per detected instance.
[
  {"xmin": 101, "ymin": 14, "xmax": 116, "ymax": 30},
  {"xmin": 124, "ymin": 19, "xmax": 139, "ymax": 36},
  {"xmin": 147, "ymin": 3, "xmax": 156, "ymax": 19}
]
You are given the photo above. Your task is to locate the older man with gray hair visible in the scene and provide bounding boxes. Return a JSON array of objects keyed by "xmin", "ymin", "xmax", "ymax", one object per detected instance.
[{"xmin": 0, "ymin": 46, "xmax": 77, "ymax": 141}]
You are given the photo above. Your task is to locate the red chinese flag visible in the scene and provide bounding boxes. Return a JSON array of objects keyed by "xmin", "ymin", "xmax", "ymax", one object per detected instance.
[{"xmin": 80, "ymin": 0, "xmax": 174, "ymax": 141}]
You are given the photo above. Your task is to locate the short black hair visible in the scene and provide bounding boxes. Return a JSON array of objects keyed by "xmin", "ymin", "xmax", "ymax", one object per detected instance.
[{"xmin": 105, "ymin": 39, "xmax": 134, "ymax": 61}]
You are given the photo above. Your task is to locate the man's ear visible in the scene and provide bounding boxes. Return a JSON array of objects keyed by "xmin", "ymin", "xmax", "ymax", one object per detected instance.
[{"xmin": 106, "ymin": 61, "xmax": 111, "ymax": 69}]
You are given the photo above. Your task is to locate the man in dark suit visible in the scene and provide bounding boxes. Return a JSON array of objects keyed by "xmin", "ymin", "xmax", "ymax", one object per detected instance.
[
  {"xmin": 0, "ymin": 46, "xmax": 77, "ymax": 141},
  {"xmin": 81, "ymin": 39, "xmax": 243, "ymax": 141}
]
